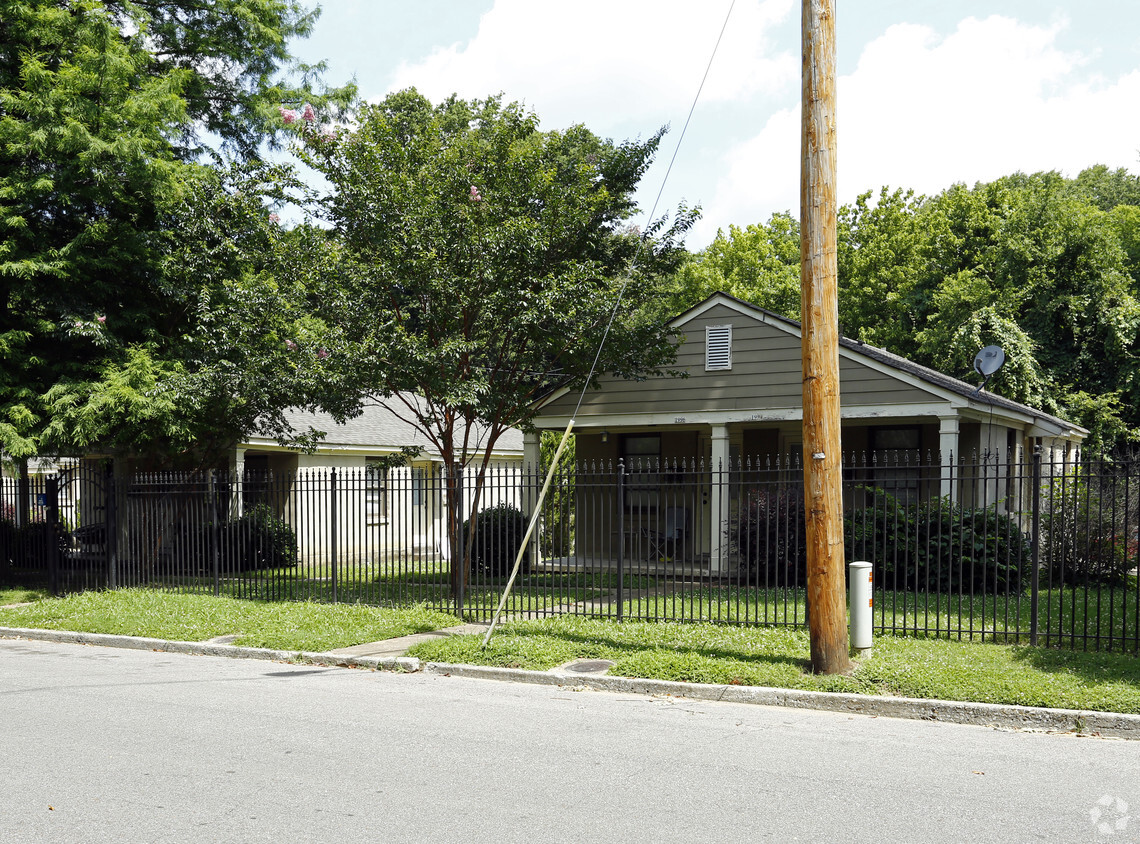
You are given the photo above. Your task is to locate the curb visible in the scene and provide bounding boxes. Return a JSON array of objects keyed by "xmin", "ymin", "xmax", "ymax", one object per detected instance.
[
  {"xmin": 0, "ymin": 627, "xmax": 421, "ymax": 673},
  {"xmin": 424, "ymin": 662, "xmax": 1140, "ymax": 740},
  {"xmin": 4, "ymin": 626, "xmax": 1139, "ymax": 740}
]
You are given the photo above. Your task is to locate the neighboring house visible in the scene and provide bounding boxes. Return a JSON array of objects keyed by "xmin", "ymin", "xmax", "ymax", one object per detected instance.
[
  {"xmin": 231, "ymin": 401, "xmax": 525, "ymax": 562},
  {"xmin": 529, "ymin": 291, "xmax": 1088, "ymax": 573},
  {"xmin": 48, "ymin": 399, "xmax": 524, "ymax": 568}
]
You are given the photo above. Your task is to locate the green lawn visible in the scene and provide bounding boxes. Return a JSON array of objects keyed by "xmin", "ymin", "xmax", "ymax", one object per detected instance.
[
  {"xmin": 0, "ymin": 588, "xmax": 459, "ymax": 653},
  {"xmin": 1, "ymin": 587, "xmax": 1139, "ymax": 714},
  {"xmin": 0, "ymin": 586, "xmax": 49, "ymax": 606},
  {"xmin": 409, "ymin": 615, "xmax": 1140, "ymax": 714}
]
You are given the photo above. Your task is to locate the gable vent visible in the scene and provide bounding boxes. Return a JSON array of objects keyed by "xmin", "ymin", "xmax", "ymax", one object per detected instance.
[{"xmin": 706, "ymin": 325, "xmax": 732, "ymax": 371}]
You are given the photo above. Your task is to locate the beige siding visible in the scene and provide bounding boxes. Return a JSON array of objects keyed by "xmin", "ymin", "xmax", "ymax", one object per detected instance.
[{"xmin": 541, "ymin": 304, "xmax": 939, "ymax": 419}]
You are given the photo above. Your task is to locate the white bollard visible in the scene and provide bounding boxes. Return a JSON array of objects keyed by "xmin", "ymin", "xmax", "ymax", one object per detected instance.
[{"xmin": 849, "ymin": 560, "xmax": 873, "ymax": 656}]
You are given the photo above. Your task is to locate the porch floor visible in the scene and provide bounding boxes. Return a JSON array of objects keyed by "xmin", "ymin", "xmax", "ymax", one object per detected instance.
[{"xmin": 534, "ymin": 554, "xmax": 743, "ymax": 579}]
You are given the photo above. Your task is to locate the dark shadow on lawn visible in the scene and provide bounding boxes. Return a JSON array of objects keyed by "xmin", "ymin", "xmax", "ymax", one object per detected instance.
[
  {"xmin": 1010, "ymin": 643, "xmax": 1140, "ymax": 687},
  {"xmin": 495, "ymin": 625, "xmax": 813, "ymax": 674}
]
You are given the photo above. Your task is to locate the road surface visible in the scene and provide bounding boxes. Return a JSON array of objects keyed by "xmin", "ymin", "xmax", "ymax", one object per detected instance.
[{"xmin": 2, "ymin": 638, "xmax": 1137, "ymax": 843}]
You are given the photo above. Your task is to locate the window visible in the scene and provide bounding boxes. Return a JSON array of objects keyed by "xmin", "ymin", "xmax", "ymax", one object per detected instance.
[
  {"xmin": 705, "ymin": 325, "xmax": 732, "ymax": 371},
  {"xmin": 411, "ymin": 467, "xmax": 426, "ymax": 508},
  {"xmin": 622, "ymin": 434, "xmax": 660, "ymax": 508},
  {"xmin": 365, "ymin": 458, "xmax": 387, "ymax": 524}
]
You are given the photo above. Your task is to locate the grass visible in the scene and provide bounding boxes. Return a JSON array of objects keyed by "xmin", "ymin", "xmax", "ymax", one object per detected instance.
[
  {"xmin": 0, "ymin": 588, "xmax": 459, "ymax": 653},
  {"xmin": 2, "ymin": 586, "xmax": 1138, "ymax": 714},
  {"xmin": 0, "ymin": 586, "xmax": 49, "ymax": 606},
  {"xmin": 408, "ymin": 615, "xmax": 1140, "ymax": 714}
]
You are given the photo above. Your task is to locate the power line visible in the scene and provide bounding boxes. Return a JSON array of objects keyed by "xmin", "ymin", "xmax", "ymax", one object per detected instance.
[{"xmin": 484, "ymin": 1, "xmax": 738, "ymax": 647}]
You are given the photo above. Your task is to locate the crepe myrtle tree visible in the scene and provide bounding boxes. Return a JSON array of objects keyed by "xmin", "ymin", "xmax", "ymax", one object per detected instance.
[{"xmin": 293, "ymin": 89, "xmax": 697, "ymax": 598}]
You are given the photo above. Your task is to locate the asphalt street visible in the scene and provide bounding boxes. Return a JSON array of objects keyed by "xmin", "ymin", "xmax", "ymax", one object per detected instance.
[{"xmin": 2, "ymin": 638, "xmax": 1138, "ymax": 843}]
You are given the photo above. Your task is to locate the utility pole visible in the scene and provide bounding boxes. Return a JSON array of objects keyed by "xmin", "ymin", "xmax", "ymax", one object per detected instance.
[{"xmin": 801, "ymin": 0, "xmax": 850, "ymax": 674}]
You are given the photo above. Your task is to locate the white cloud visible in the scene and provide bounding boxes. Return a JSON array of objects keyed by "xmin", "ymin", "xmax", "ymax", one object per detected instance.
[
  {"xmin": 386, "ymin": 0, "xmax": 798, "ymax": 131},
  {"xmin": 700, "ymin": 14, "xmax": 1140, "ymax": 245}
]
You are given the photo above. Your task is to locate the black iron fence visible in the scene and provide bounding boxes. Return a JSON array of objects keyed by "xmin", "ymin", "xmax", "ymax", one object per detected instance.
[{"xmin": 2, "ymin": 450, "xmax": 1138, "ymax": 653}]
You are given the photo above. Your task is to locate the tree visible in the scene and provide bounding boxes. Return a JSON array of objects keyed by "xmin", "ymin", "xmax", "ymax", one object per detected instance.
[
  {"xmin": 102, "ymin": 0, "xmax": 354, "ymax": 160},
  {"xmin": 655, "ymin": 214, "xmax": 800, "ymax": 322},
  {"xmin": 664, "ymin": 168, "xmax": 1140, "ymax": 449},
  {"xmin": 0, "ymin": 0, "xmax": 352, "ymax": 466},
  {"xmin": 910, "ymin": 173, "xmax": 1140, "ymax": 446},
  {"xmin": 294, "ymin": 89, "xmax": 695, "ymax": 596}
]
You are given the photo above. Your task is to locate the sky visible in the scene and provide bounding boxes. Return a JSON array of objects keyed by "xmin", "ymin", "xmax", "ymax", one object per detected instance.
[{"xmin": 292, "ymin": 1, "xmax": 1140, "ymax": 249}]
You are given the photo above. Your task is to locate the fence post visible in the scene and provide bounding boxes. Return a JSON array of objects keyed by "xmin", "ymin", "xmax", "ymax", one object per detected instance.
[
  {"xmin": 1030, "ymin": 445, "xmax": 1042, "ymax": 646},
  {"xmin": 330, "ymin": 467, "xmax": 338, "ymax": 604},
  {"xmin": 455, "ymin": 464, "xmax": 465, "ymax": 618},
  {"xmin": 45, "ymin": 476, "xmax": 60, "ymax": 596},
  {"xmin": 105, "ymin": 463, "xmax": 118, "ymax": 589},
  {"xmin": 617, "ymin": 459, "xmax": 625, "ymax": 622},
  {"xmin": 209, "ymin": 471, "xmax": 220, "ymax": 597}
]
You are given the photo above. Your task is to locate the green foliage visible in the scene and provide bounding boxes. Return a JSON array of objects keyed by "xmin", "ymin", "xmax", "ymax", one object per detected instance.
[
  {"xmin": 1042, "ymin": 470, "xmax": 1138, "ymax": 587},
  {"xmin": 221, "ymin": 503, "xmax": 298, "ymax": 572},
  {"xmin": 0, "ymin": 1, "xmax": 351, "ymax": 463},
  {"xmin": 837, "ymin": 188, "xmax": 929, "ymax": 353},
  {"xmin": 732, "ymin": 486, "xmax": 806, "ymax": 586},
  {"xmin": 849, "ymin": 487, "xmax": 1028, "ymax": 595},
  {"xmin": 733, "ymin": 485, "xmax": 1028, "ymax": 594},
  {"xmin": 101, "ymin": 0, "xmax": 355, "ymax": 160},
  {"xmin": 656, "ymin": 214, "xmax": 800, "ymax": 321},
  {"xmin": 539, "ymin": 430, "xmax": 575, "ymax": 557},
  {"xmin": 463, "ymin": 503, "xmax": 529, "ymax": 577},
  {"xmin": 292, "ymin": 89, "xmax": 695, "ymax": 594},
  {"xmin": 296, "ymin": 90, "xmax": 693, "ymax": 465},
  {"xmin": 668, "ymin": 168, "xmax": 1140, "ymax": 449}
]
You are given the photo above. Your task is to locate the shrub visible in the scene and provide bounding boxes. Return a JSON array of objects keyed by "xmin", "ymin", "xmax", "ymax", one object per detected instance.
[
  {"xmin": 1041, "ymin": 472, "xmax": 1137, "ymax": 587},
  {"xmin": 733, "ymin": 486, "xmax": 806, "ymax": 586},
  {"xmin": 848, "ymin": 487, "xmax": 1027, "ymax": 595},
  {"xmin": 219, "ymin": 504, "xmax": 297, "ymax": 572},
  {"xmin": 464, "ymin": 503, "xmax": 529, "ymax": 578},
  {"xmin": 732, "ymin": 485, "xmax": 1028, "ymax": 594}
]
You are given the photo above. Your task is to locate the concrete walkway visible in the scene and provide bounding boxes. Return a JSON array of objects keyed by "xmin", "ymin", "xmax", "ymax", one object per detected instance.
[{"xmin": 326, "ymin": 622, "xmax": 490, "ymax": 659}]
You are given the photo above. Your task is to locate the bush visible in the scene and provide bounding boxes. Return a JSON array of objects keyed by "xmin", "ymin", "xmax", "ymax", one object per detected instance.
[
  {"xmin": 848, "ymin": 488, "xmax": 1027, "ymax": 595},
  {"xmin": 1041, "ymin": 472, "xmax": 1137, "ymax": 587},
  {"xmin": 733, "ymin": 487, "xmax": 807, "ymax": 586},
  {"xmin": 732, "ymin": 485, "xmax": 1028, "ymax": 594},
  {"xmin": 464, "ymin": 503, "xmax": 529, "ymax": 577},
  {"xmin": 0, "ymin": 517, "xmax": 69, "ymax": 585},
  {"xmin": 219, "ymin": 504, "xmax": 297, "ymax": 572}
]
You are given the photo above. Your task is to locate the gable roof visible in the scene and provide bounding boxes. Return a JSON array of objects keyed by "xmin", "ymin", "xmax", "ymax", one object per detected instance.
[{"xmin": 671, "ymin": 292, "xmax": 1086, "ymax": 439}]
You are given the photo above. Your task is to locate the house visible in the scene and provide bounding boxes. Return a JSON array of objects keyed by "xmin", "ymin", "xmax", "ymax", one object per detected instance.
[
  {"xmin": 227, "ymin": 400, "xmax": 525, "ymax": 562},
  {"xmin": 47, "ymin": 399, "xmax": 524, "ymax": 573},
  {"xmin": 527, "ymin": 292, "xmax": 1087, "ymax": 573}
]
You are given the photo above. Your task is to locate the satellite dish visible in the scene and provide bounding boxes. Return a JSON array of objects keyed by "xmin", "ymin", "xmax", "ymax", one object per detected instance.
[{"xmin": 973, "ymin": 345, "xmax": 1005, "ymax": 378}]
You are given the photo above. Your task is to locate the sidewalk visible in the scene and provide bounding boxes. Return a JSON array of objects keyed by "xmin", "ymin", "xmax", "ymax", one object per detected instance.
[
  {"xmin": 3, "ymin": 621, "xmax": 1140, "ymax": 740},
  {"xmin": 325, "ymin": 622, "xmax": 490, "ymax": 659}
]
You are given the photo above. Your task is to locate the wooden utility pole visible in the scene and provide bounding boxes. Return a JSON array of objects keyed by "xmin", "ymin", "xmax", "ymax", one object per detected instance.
[{"xmin": 801, "ymin": 0, "xmax": 850, "ymax": 674}]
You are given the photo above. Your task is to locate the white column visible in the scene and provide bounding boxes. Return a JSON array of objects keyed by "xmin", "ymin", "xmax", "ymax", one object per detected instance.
[
  {"xmin": 228, "ymin": 447, "xmax": 246, "ymax": 518},
  {"xmin": 709, "ymin": 425, "xmax": 730, "ymax": 575},
  {"xmin": 938, "ymin": 417, "xmax": 959, "ymax": 499}
]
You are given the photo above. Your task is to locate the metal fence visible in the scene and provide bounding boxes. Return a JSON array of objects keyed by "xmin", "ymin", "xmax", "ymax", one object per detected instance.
[{"xmin": 3, "ymin": 449, "xmax": 1138, "ymax": 653}]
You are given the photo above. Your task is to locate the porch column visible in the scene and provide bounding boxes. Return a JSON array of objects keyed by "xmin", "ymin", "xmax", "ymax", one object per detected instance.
[
  {"xmin": 709, "ymin": 424, "xmax": 730, "ymax": 575},
  {"xmin": 938, "ymin": 417, "xmax": 959, "ymax": 499},
  {"xmin": 522, "ymin": 431, "xmax": 541, "ymax": 564},
  {"xmin": 228, "ymin": 447, "xmax": 245, "ymax": 518}
]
